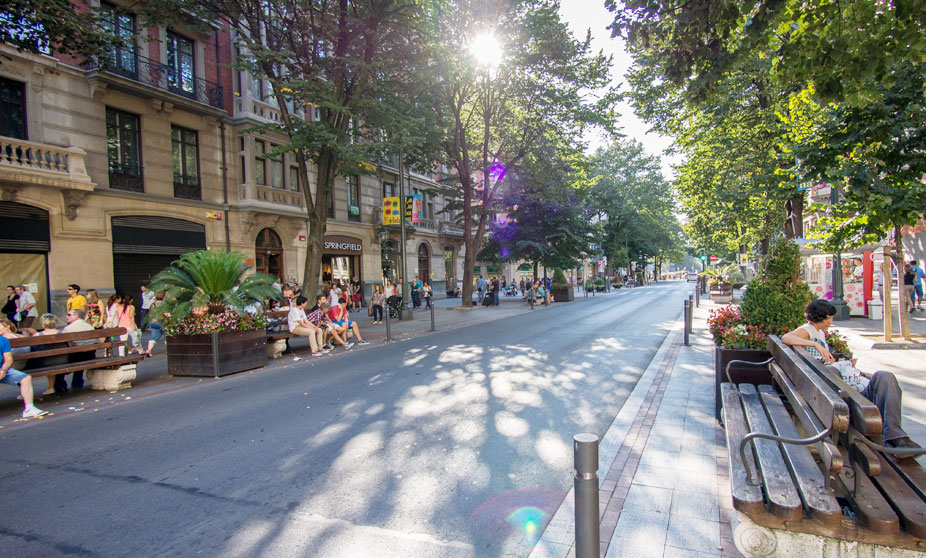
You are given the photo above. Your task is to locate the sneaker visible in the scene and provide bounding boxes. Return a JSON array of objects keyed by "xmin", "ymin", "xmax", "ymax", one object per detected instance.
[
  {"xmin": 344, "ymin": 342, "xmax": 355, "ymax": 351},
  {"xmin": 22, "ymin": 406, "xmax": 49, "ymax": 418},
  {"xmin": 312, "ymin": 352, "xmax": 325, "ymax": 357},
  {"xmin": 323, "ymin": 344, "xmax": 333, "ymax": 351},
  {"xmin": 358, "ymin": 340, "xmax": 370, "ymax": 345}
]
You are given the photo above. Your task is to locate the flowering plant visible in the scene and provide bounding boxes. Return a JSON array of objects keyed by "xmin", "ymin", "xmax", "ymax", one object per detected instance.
[
  {"xmin": 161, "ymin": 308, "xmax": 268, "ymax": 336},
  {"xmin": 825, "ymin": 329, "xmax": 852, "ymax": 358},
  {"xmin": 719, "ymin": 323, "xmax": 789, "ymax": 350},
  {"xmin": 707, "ymin": 304, "xmax": 741, "ymax": 344}
]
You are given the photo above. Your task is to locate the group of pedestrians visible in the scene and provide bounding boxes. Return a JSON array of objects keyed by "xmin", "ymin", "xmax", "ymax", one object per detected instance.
[
  {"xmin": 903, "ymin": 260, "xmax": 925, "ymax": 313},
  {"xmin": 284, "ymin": 292, "xmax": 369, "ymax": 357}
]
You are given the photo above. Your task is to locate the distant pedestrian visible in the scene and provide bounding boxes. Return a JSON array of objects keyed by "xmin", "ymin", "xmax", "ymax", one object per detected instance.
[
  {"xmin": 492, "ymin": 277, "xmax": 500, "ymax": 306},
  {"xmin": 370, "ymin": 284, "xmax": 385, "ymax": 324},
  {"xmin": 66, "ymin": 284, "xmax": 87, "ymax": 314},
  {"xmin": 120, "ymin": 295, "xmax": 141, "ymax": 355},
  {"xmin": 84, "ymin": 289, "xmax": 104, "ymax": 329},
  {"xmin": 422, "ymin": 280, "xmax": 433, "ymax": 308},
  {"xmin": 902, "ymin": 263, "xmax": 916, "ymax": 314},
  {"xmin": 139, "ymin": 284, "xmax": 155, "ymax": 327},
  {"xmin": 912, "ymin": 260, "xmax": 925, "ymax": 311},
  {"xmin": 143, "ymin": 292, "xmax": 166, "ymax": 358},
  {"xmin": 3, "ymin": 285, "xmax": 18, "ymax": 323},
  {"xmin": 477, "ymin": 276, "xmax": 486, "ymax": 304},
  {"xmin": 14, "ymin": 286, "xmax": 36, "ymax": 329},
  {"xmin": 411, "ymin": 276, "xmax": 422, "ymax": 309},
  {"xmin": 351, "ymin": 276, "xmax": 363, "ymax": 312}
]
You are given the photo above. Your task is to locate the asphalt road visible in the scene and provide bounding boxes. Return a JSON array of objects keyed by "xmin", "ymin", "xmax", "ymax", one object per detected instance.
[{"xmin": 0, "ymin": 282, "xmax": 689, "ymax": 558}]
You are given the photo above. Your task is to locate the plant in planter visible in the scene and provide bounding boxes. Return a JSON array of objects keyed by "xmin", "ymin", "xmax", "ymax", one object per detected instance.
[
  {"xmin": 704, "ymin": 262, "xmax": 742, "ymax": 295},
  {"xmin": 148, "ymin": 250, "xmax": 280, "ymax": 377},
  {"xmin": 549, "ymin": 268, "xmax": 574, "ymax": 301},
  {"xmin": 594, "ymin": 277, "xmax": 606, "ymax": 292}
]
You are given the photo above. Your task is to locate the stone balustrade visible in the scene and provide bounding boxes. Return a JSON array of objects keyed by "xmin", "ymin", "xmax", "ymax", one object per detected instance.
[{"xmin": 0, "ymin": 136, "xmax": 94, "ymax": 190}]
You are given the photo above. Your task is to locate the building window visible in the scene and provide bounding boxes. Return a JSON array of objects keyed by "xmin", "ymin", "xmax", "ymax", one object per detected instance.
[
  {"xmin": 383, "ymin": 181, "xmax": 395, "ymax": 199},
  {"xmin": 0, "ymin": 77, "xmax": 26, "ymax": 140},
  {"xmin": 100, "ymin": 3, "xmax": 136, "ymax": 78},
  {"xmin": 106, "ymin": 107, "xmax": 142, "ymax": 192},
  {"xmin": 270, "ymin": 150, "xmax": 283, "ymax": 189},
  {"xmin": 255, "ymin": 140, "xmax": 267, "ymax": 185},
  {"xmin": 347, "ymin": 175, "xmax": 360, "ymax": 222},
  {"xmin": 171, "ymin": 126, "xmax": 200, "ymax": 199},
  {"xmin": 167, "ymin": 32, "xmax": 195, "ymax": 97},
  {"xmin": 289, "ymin": 166, "xmax": 300, "ymax": 192}
]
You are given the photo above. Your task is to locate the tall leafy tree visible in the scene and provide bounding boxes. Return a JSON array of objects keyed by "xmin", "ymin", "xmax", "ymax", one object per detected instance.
[
  {"xmin": 1, "ymin": 0, "xmax": 133, "ymax": 59},
  {"xmin": 182, "ymin": 0, "xmax": 431, "ymax": 297},
  {"xmin": 428, "ymin": 0, "xmax": 617, "ymax": 306}
]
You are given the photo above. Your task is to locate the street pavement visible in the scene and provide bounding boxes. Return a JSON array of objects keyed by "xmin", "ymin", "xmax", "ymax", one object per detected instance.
[{"xmin": 0, "ymin": 282, "xmax": 686, "ymax": 558}]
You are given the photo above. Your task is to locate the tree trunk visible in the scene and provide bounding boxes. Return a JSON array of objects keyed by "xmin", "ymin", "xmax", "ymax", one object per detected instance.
[{"xmin": 302, "ymin": 148, "xmax": 335, "ymax": 298}]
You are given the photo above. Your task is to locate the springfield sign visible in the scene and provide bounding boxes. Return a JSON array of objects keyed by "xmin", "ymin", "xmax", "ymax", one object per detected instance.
[{"xmin": 324, "ymin": 236, "xmax": 363, "ymax": 254}]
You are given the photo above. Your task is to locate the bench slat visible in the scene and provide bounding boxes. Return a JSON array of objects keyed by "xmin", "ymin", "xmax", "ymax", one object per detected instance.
[
  {"xmin": 883, "ymin": 455, "xmax": 926, "ymax": 502},
  {"xmin": 739, "ymin": 384, "xmax": 803, "ymax": 520},
  {"xmin": 833, "ymin": 447, "xmax": 900, "ymax": 534},
  {"xmin": 23, "ymin": 355, "xmax": 143, "ymax": 378},
  {"xmin": 768, "ymin": 362, "xmax": 843, "ymax": 476},
  {"xmin": 758, "ymin": 385, "xmax": 842, "ymax": 526},
  {"xmin": 850, "ymin": 442, "xmax": 882, "ymax": 477},
  {"xmin": 867, "ymin": 453, "xmax": 926, "ymax": 538},
  {"xmin": 788, "ymin": 344, "xmax": 882, "ymax": 438},
  {"xmin": 766, "ymin": 337, "xmax": 850, "ymax": 435},
  {"xmin": 9, "ymin": 327, "xmax": 128, "ymax": 347},
  {"xmin": 721, "ymin": 382, "xmax": 764, "ymax": 515},
  {"xmin": 13, "ymin": 341, "xmax": 121, "ymax": 361}
]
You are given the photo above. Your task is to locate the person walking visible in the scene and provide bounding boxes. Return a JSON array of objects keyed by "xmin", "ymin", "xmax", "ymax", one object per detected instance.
[
  {"xmin": 66, "ymin": 284, "xmax": 87, "ymax": 314},
  {"xmin": 903, "ymin": 263, "xmax": 916, "ymax": 314},
  {"xmin": 143, "ymin": 292, "xmax": 166, "ymax": 357},
  {"xmin": 120, "ymin": 295, "xmax": 141, "ymax": 355},
  {"xmin": 139, "ymin": 284, "xmax": 155, "ymax": 327},
  {"xmin": 370, "ymin": 284, "xmax": 385, "ymax": 324},
  {"xmin": 912, "ymin": 260, "xmax": 925, "ymax": 311},
  {"xmin": 411, "ymin": 276, "xmax": 422, "ymax": 309},
  {"xmin": 14, "ymin": 286, "xmax": 37, "ymax": 329},
  {"xmin": 492, "ymin": 277, "xmax": 500, "ymax": 306},
  {"xmin": 422, "ymin": 280, "xmax": 433, "ymax": 309},
  {"xmin": 3, "ymin": 285, "xmax": 18, "ymax": 323},
  {"xmin": 85, "ymin": 289, "xmax": 104, "ymax": 329},
  {"xmin": 476, "ymin": 276, "xmax": 486, "ymax": 305},
  {"xmin": 350, "ymin": 276, "xmax": 363, "ymax": 313}
]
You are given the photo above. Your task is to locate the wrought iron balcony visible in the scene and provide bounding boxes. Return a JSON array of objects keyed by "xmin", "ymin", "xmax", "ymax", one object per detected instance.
[
  {"xmin": 90, "ymin": 53, "xmax": 224, "ymax": 110},
  {"xmin": 173, "ymin": 174, "xmax": 202, "ymax": 200}
]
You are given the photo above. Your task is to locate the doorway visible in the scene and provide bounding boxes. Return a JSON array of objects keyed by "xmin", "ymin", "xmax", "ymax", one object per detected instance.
[
  {"xmin": 417, "ymin": 243, "xmax": 430, "ymax": 281},
  {"xmin": 255, "ymin": 228, "xmax": 283, "ymax": 280}
]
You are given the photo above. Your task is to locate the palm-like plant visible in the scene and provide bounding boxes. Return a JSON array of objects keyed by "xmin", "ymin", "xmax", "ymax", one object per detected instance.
[{"xmin": 147, "ymin": 250, "xmax": 280, "ymax": 323}]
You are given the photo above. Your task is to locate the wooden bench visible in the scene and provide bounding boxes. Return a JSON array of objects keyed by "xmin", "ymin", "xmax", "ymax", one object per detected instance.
[
  {"xmin": 10, "ymin": 327, "xmax": 143, "ymax": 391},
  {"xmin": 721, "ymin": 335, "xmax": 926, "ymax": 556},
  {"xmin": 264, "ymin": 310, "xmax": 295, "ymax": 359}
]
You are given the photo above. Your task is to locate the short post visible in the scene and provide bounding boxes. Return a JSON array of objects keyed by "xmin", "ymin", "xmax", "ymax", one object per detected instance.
[
  {"xmin": 688, "ymin": 294, "xmax": 694, "ymax": 334},
  {"xmin": 384, "ymin": 303, "xmax": 392, "ymax": 341},
  {"xmin": 683, "ymin": 299, "xmax": 690, "ymax": 346},
  {"xmin": 695, "ymin": 285, "xmax": 700, "ymax": 308},
  {"xmin": 429, "ymin": 300, "xmax": 436, "ymax": 331},
  {"xmin": 574, "ymin": 433, "xmax": 600, "ymax": 558},
  {"xmin": 529, "ymin": 288, "xmax": 535, "ymax": 310}
]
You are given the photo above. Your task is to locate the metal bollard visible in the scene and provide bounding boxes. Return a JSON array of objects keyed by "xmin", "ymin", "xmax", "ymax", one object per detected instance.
[
  {"xmin": 430, "ymin": 301, "xmax": 436, "ymax": 331},
  {"xmin": 695, "ymin": 286, "xmax": 700, "ymax": 308},
  {"xmin": 683, "ymin": 299, "xmax": 690, "ymax": 346},
  {"xmin": 574, "ymin": 433, "xmax": 600, "ymax": 558},
  {"xmin": 385, "ymin": 304, "xmax": 392, "ymax": 341},
  {"xmin": 688, "ymin": 294, "xmax": 694, "ymax": 333},
  {"xmin": 529, "ymin": 289, "xmax": 535, "ymax": 310}
]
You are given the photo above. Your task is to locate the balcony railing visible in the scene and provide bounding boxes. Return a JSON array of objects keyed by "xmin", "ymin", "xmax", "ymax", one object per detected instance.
[
  {"xmin": 0, "ymin": 136, "xmax": 94, "ymax": 190},
  {"xmin": 174, "ymin": 175, "xmax": 202, "ymax": 200},
  {"xmin": 91, "ymin": 53, "xmax": 224, "ymax": 109},
  {"xmin": 109, "ymin": 163, "xmax": 144, "ymax": 192}
]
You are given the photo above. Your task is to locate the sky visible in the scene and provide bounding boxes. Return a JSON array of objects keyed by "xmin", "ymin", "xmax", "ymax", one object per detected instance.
[{"xmin": 557, "ymin": 0, "xmax": 680, "ymax": 179}]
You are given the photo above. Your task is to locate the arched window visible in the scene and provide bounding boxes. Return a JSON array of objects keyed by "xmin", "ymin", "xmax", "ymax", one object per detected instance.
[
  {"xmin": 417, "ymin": 243, "xmax": 430, "ymax": 280},
  {"xmin": 255, "ymin": 228, "xmax": 283, "ymax": 280}
]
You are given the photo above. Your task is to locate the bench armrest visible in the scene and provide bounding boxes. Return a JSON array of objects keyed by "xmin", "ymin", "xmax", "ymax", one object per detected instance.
[
  {"xmin": 740, "ymin": 424, "xmax": 836, "ymax": 486},
  {"xmin": 724, "ymin": 357, "xmax": 774, "ymax": 383}
]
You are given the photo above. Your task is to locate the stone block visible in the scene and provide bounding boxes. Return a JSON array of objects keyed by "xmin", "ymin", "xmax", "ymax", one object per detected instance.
[
  {"xmin": 267, "ymin": 339, "xmax": 288, "ymax": 359},
  {"xmin": 87, "ymin": 364, "xmax": 136, "ymax": 391}
]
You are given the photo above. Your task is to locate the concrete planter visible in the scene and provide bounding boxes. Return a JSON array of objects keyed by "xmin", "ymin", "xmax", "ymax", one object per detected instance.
[
  {"xmin": 713, "ymin": 345, "xmax": 772, "ymax": 420},
  {"xmin": 166, "ymin": 328, "xmax": 267, "ymax": 377},
  {"xmin": 550, "ymin": 287, "xmax": 574, "ymax": 302}
]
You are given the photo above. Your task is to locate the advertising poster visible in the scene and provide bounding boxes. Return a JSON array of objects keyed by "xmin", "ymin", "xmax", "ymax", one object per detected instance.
[
  {"xmin": 404, "ymin": 194, "xmax": 422, "ymax": 224},
  {"xmin": 382, "ymin": 197, "xmax": 400, "ymax": 225}
]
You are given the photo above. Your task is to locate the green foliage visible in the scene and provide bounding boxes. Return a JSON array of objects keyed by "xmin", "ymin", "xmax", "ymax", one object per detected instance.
[
  {"xmin": 147, "ymin": 250, "xmax": 280, "ymax": 324},
  {"xmin": 552, "ymin": 268, "xmax": 568, "ymax": 287},
  {"xmin": 740, "ymin": 240, "xmax": 812, "ymax": 333},
  {"xmin": 1, "ymin": 0, "xmax": 132, "ymax": 59}
]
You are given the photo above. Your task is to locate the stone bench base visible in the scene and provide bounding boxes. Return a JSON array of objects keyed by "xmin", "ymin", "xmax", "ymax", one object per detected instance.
[
  {"xmin": 733, "ymin": 511, "xmax": 926, "ymax": 557},
  {"xmin": 87, "ymin": 364, "xmax": 137, "ymax": 392},
  {"xmin": 267, "ymin": 339, "xmax": 288, "ymax": 359}
]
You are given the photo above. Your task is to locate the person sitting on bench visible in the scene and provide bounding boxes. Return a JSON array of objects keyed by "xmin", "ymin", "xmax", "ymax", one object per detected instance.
[
  {"xmin": 782, "ymin": 299, "xmax": 922, "ymax": 451},
  {"xmin": 288, "ymin": 296, "xmax": 328, "ymax": 356}
]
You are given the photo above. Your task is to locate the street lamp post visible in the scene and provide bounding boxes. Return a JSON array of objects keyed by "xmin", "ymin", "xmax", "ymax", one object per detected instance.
[
  {"xmin": 397, "ymin": 147, "xmax": 413, "ymax": 321},
  {"xmin": 829, "ymin": 186, "xmax": 850, "ymax": 320}
]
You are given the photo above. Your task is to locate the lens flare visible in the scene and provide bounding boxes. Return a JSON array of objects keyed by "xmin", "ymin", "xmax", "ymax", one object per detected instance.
[
  {"xmin": 470, "ymin": 487, "xmax": 565, "ymax": 550},
  {"xmin": 489, "ymin": 163, "xmax": 507, "ymax": 182},
  {"xmin": 500, "ymin": 247, "xmax": 511, "ymax": 258}
]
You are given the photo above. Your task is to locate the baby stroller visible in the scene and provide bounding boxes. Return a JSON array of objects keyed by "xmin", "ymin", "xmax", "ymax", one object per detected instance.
[{"xmin": 386, "ymin": 295, "xmax": 402, "ymax": 318}]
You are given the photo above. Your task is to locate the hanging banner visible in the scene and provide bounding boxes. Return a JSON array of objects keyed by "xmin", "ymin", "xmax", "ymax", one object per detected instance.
[
  {"xmin": 382, "ymin": 197, "xmax": 401, "ymax": 225},
  {"xmin": 404, "ymin": 194, "xmax": 422, "ymax": 224}
]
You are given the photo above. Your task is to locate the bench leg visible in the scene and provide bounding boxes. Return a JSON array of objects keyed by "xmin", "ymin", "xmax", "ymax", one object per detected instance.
[
  {"xmin": 267, "ymin": 339, "xmax": 287, "ymax": 359},
  {"xmin": 87, "ymin": 364, "xmax": 137, "ymax": 392}
]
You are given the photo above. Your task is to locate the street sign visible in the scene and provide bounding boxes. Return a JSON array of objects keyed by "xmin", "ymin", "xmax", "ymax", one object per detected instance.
[{"xmin": 709, "ymin": 255, "xmax": 719, "ymax": 262}]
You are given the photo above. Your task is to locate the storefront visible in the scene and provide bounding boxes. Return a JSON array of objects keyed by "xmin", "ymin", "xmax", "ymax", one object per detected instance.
[
  {"xmin": 803, "ymin": 251, "xmax": 873, "ymax": 316},
  {"xmin": 322, "ymin": 235, "xmax": 362, "ymax": 284},
  {"xmin": 0, "ymin": 201, "xmax": 51, "ymax": 315}
]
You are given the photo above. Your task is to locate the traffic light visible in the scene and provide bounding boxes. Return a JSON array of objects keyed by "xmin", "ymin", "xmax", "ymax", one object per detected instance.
[{"xmin": 699, "ymin": 254, "xmax": 707, "ymax": 263}]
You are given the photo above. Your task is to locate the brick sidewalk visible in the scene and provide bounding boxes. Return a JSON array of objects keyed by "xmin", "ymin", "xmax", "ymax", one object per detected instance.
[{"xmin": 531, "ymin": 298, "xmax": 743, "ymax": 558}]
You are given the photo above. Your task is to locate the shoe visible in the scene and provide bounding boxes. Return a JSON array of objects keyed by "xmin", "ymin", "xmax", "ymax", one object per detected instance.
[
  {"xmin": 323, "ymin": 344, "xmax": 333, "ymax": 350},
  {"xmin": 41, "ymin": 388, "xmax": 55, "ymax": 396},
  {"xmin": 344, "ymin": 342, "xmax": 355, "ymax": 350},
  {"xmin": 312, "ymin": 352, "xmax": 324, "ymax": 357},
  {"xmin": 358, "ymin": 340, "xmax": 369, "ymax": 345},
  {"xmin": 22, "ymin": 406, "xmax": 49, "ymax": 418}
]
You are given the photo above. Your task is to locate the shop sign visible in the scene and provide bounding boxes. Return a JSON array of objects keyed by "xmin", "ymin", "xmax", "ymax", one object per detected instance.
[{"xmin": 324, "ymin": 235, "xmax": 363, "ymax": 254}]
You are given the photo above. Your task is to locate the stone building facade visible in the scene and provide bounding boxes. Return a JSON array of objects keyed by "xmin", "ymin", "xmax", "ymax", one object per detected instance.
[{"xmin": 0, "ymin": 11, "xmax": 464, "ymax": 317}]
